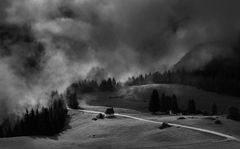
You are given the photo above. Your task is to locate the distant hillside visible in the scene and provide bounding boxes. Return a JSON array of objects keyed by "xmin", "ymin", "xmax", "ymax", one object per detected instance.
[
  {"xmin": 173, "ymin": 43, "xmax": 234, "ymax": 71},
  {"xmin": 86, "ymin": 84, "xmax": 240, "ymax": 114},
  {"xmin": 171, "ymin": 42, "xmax": 240, "ymax": 96}
]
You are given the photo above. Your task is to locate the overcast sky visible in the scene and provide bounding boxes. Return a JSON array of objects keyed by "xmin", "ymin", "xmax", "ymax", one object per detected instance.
[{"xmin": 0, "ymin": 0, "xmax": 240, "ymax": 118}]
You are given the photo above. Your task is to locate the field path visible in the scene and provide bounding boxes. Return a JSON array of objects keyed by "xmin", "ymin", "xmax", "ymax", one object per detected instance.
[{"xmin": 75, "ymin": 109, "xmax": 240, "ymax": 142}]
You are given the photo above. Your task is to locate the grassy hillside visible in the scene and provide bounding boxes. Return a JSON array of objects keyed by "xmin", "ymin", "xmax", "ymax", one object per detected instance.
[
  {"xmin": 1, "ymin": 84, "xmax": 240, "ymax": 149},
  {"xmin": 84, "ymin": 84, "xmax": 240, "ymax": 113},
  {"xmin": 2, "ymin": 109, "xmax": 240, "ymax": 149}
]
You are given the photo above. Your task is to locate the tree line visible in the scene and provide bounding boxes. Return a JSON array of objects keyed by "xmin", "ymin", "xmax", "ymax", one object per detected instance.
[
  {"xmin": 126, "ymin": 39, "xmax": 240, "ymax": 97},
  {"xmin": 69, "ymin": 78, "xmax": 121, "ymax": 94},
  {"xmin": 65, "ymin": 78, "xmax": 122, "ymax": 109},
  {"xmin": 148, "ymin": 89, "xmax": 218, "ymax": 115},
  {"xmin": 126, "ymin": 67, "xmax": 240, "ymax": 97},
  {"xmin": 149, "ymin": 90, "xmax": 179, "ymax": 114},
  {"xmin": 0, "ymin": 91, "xmax": 68, "ymax": 138},
  {"xmin": 149, "ymin": 89, "xmax": 240, "ymax": 121}
]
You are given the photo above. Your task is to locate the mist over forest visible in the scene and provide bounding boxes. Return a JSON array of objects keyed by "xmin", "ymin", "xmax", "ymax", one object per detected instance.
[
  {"xmin": 0, "ymin": 0, "xmax": 240, "ymax": 120},
  {"xmin": 1, "ymin": 1, "xmax": 240, "ymax": 149}
]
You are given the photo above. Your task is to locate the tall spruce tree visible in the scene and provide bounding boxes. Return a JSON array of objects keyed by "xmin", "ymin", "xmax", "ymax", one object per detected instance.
[
  {"xmin": 211, "ymin": 103, "xmax": 218, "ymax": 115},
  {"xmin": 66, "ymin": 90, "xmax": 79, "ymax": 109},
  {"xmin": 171, "ymin": 94, "xmax": 179, "ymax": 113},
  {"xmin": 161, "ymin": 93, "xmax": 166, "ymax": 112},
  {"xmin": 227, "ymin": 107, "xmax": 240, "ymax": 121},
  {"xmin": 149, "ymin": 89, "xmax": 160, "ymax": 114},
  {"xmin": 188, "ymin": 99, "xmax": 196, "ymax": 114}
]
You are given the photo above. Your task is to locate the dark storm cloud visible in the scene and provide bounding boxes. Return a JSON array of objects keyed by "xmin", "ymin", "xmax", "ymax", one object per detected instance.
[
  {"xmin": 7, "ymin": 0, "xmax": 240, "ymax": 75},
  {"xmin": 5, "ymin": 0, "xmax": 182, "ymax": 78},
  {"xmin": 1, "ymin": 0, "xmax": 240, "ymax": 118}
]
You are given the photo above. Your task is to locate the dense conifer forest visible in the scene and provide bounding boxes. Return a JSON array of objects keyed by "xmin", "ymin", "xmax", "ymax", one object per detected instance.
[{"xmin": 0, "ymin": 91, "xmax": 68, "ymax": 138}]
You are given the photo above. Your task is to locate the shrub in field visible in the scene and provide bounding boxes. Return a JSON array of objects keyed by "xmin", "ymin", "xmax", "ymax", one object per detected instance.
[
  {"xmin": 227, "ymin": 107, "xmax": 240, "ymax": 121},
  {"xmin": 159, "ymin": 122, "xmax": 171, "ymax": 129}
]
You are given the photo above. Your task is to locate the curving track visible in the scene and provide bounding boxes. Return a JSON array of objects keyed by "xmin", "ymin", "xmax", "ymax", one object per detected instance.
[{"xmin": 73, "ymin": 108, "xmax": 240, "ymax": 142}]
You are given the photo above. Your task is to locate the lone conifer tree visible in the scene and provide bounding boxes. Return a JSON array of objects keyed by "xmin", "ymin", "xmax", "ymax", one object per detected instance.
[
  {"xmin": 161, "ymin": 93, "xmax": 166, "ymax": 112},
  {"xmin": 66, "ymin": 90, "xmax": 79, "ymax": 109},
  {"xmin": 227, "ymin": 107, "xmax": 240, "ymax": 121},
  {"xmin": 149, "ymin": 89, "xmax": 160, "ymax": 114},
  {"xmin": 188, "ymin": 99, "xmax": 196, "ymax": 114},
  {"xmin": 211, "ymin": 103, "xmax": 218, "ymax": 115},
  {"xmin": 171, "ymin": 94, "xmax": 179, "ymax": 113}
]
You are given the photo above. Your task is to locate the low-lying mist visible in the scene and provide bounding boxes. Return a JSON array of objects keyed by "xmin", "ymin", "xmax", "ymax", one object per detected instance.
[{"xmin": 0, "ymin": 0, "xmax": 240, "ymax": 119}]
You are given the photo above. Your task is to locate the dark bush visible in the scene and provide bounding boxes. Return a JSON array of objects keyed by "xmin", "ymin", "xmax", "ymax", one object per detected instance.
[
  {"xmin": 96, "ymin": 113, "xmax": 105, "ymax": 119},
  {"xmin": 177, "ymin": 117, "xmax": 186, "ymax": 120},
  {"xmin": 105, "ymin": 107, "xmax": 114, "ymax": 115},
  {"xmin": 214, "ymin": 120, "xmax": 222, "ymax": 124},
  {"xmin": 159, "ymin": 122, "xmax": 171, "ymax": 129},
  {"xmin": 92, "ymin": 118, "xmax": 97, "ymax": 121},
  {"xmin": 227, "ymin": 107, "xmax": 240, "ymax": 121},
  {"xmin": 105, "ymin": 115, "xmax": 116, "ymax": 119}
]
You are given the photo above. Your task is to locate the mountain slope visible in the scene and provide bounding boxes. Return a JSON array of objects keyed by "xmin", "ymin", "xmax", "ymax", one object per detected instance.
[
  {"xmin": 173, "ymin": 43, "xmax": 234, "ymax": 71},
  {"xmin": 87, "ymin": 84, "xmax": 240, "ymax": 113},
  {"xmin": 1, "ymin": 109, "xmax": 240, "ymax": 149}
]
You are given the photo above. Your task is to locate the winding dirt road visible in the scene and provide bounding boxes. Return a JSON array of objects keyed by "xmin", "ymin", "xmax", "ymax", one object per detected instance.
[{"xmin": 74, "ymin": 109, "xmax": 240, "ymax": 142}]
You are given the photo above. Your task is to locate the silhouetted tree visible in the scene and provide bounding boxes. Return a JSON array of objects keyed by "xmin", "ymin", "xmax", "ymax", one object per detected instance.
[
  {"xmin": 66, "ymin": 90, "xmax": 79, "ymax": 109},
  {"xmin": 112, "ymin": 78, "xmax": 117, "ymax": 86},
  {"xmin": 99, "ymin": 80, "xmax": 108, "ymax": 91},
  {"xmin": 227, "ymin": 107, "xmax": 240, "ymax": 121},
  {"xmin": 149, "ymin": 89, "xmax": 160, "ymax": 114},
  {"xmin": 188, "ymin": 99, "xmax": 196, "ymax": 114},
  {"xmin": 0, "ymin": 126, "xmax": 3, "ymax": 137},
  {"xmin": 160, "ymin": 93, "xmax": 166, "ymax": 112},
  {"xmin": 99, "ymin": 78, "xmax": 116, "ymax": 91},
  {"xmin": 107, "ymin": 78, "xmax": 115, "ymax": 91},
  {"xmin": 159, "ymin": 93, "xmax": 179, "ymax": 113},
  {"xmin": 165, "ymin": 96, "xmax": 172, "ymax": 112},
  {"xmin": 211, "ymin": 103, "xmax": 218, "ymax": 115},
  {"xmin": 171, "ymin": 94, "xmax": 179, "ymax": 113}
]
